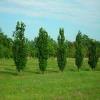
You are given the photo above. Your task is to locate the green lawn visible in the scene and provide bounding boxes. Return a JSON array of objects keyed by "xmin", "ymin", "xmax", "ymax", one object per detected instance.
[{"xmin": 0, "ymin": 58, "xmax": 100, "ymax": 100}]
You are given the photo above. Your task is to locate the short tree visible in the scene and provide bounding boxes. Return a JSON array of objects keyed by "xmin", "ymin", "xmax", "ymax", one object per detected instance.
[
  {"xmin": 57, "ymin": 28, "xmax": 66, "ymax": 72},
  {"xmin": 88, "ymin": 40, "xmax": 98, "ymax": 70},
  {"xmin": 36, "ymin": 27, "xmax": 48, "ymax": 73},
  {"xmin": 12, "ymin": 21, "xmax": 27, "ymax": 72},
  {"xmin": 75, "ymin": 31, "xmax": 83, "ymax": 71}
]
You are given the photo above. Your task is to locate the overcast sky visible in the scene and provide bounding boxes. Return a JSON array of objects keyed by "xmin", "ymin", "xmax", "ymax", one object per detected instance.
[{"xmin": 0, "ymin": 0, "xmax": 100, "ymax": 41}]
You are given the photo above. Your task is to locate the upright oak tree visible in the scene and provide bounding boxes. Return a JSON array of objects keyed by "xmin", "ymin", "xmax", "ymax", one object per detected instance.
[
  {"xmin": 88, "ymin": 40, "xmax": 98, "ymax": 70},
  {"xmin": 57, "ymin": 28, "xmax": 66, "ymax": 72},
  {"xmin": 36, "ymin": 27, "xmax": 48, "ymax": 73},
  {"xmin": 12, "ymin": 21, "xmax": 27, "ymax": 72},
  {"xmin": 75, "ymin": 31, "xmax": 83, "ymax": 71}
]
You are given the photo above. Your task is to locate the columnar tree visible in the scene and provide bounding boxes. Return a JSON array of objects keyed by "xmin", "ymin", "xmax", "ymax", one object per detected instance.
[
  {"xmin": 88, "ymin": 40, "xmax": 98, "ymax": 70},
  {"xmin": 12, "ymin": 21, "xmax": 27, "ymax": 72},
  {"xmin": 36, "ymin": 27, "xmax": 48, "ymax": 73},
  {"xmin": 75, "ymin": 31, "xmax": 83, "ymax": 71},
  {"xmin": 57, "ymin": 28, "xmax": 66, "ymax": 72}
]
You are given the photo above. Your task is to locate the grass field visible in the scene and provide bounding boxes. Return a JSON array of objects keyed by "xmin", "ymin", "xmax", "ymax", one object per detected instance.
[{"xmin": 0, "ymin": 58, "xmax": 100, "ymax": 100}]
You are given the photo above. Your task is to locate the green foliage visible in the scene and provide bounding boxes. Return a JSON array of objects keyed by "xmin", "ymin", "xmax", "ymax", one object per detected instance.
[
  {"xmin": 75, "ymin": 31, "xmax": 83, "ymax": 71},
  {"xmin": 67, "ymin": 41, "xmax": 75, "ymax": 58},
  {"xmin": 88, "ymin": 40, "xmax": 98, "ymax": 70},
  {"xmin": 81, "ymin": 34, "xmax": 89, "ymax": 57},
  {"xmin": 96, "ymin": 41, "xmax": 100, "ymax": 57},
  {"xmin": 0, "ymin": 45, "xmax": 4, "ymax": 58},
  {"xmin": 57, "ymin": 28, "xmax": 66, "ymax": 72},
  {"xmin": 26, "ymin": 39, "xmax": 36, "ymax": 58},
  {"xmin": 48, "ymin": 36, "xmax": 57, "ymax": 57},
  {"xmin": 0, "ymin": 29, "xmax": 12, "ymax": 58},
  {"xmin": 12, "ymin": 21, "xmax": 27, "ymax": 72},
  {"xmin": 0, "ymin": 25, "xmax": 100, "ymax": 59},
  {"xmin": 36, "ymin": 27, "xmax": 48, "ymax": 73}
]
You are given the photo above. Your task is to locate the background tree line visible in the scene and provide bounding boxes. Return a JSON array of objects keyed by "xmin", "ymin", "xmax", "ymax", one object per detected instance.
[
  {"xmin": 0, "ymin": 28, "xmax": 12, "ymax": 58},
  {"xmin": 0, "ymin": 28, "xmax": 100, "ymax": 59}
]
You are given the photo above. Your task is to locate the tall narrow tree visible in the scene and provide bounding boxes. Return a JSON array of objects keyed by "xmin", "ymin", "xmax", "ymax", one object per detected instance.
[
  {"xmin": 12, "ymin": 21, "xmax": 27, "ymax": 72},
  {"xmin": 75, "ymin": 31, "xmax": 83, "ymax": 71},
  {"xmin": 57, "ymin": 28, "xmax": 66, "ymax": 72},
  {"xmin": 36, "ymin": 27, "xmax": 48, "ymax": 73},
  {"xmin": 88, "ymin": 40, "xmax": 98, "ymax": 70}
]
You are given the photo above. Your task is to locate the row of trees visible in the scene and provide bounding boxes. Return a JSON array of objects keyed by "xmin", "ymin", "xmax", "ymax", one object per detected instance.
[
  {"xmin": 0, "ymin": 35, "xmax": 100, "ymax": 59},
  {"xmin": 0, "ymin": 21, "xmax": 99, "ymax": 73},
  {"xmin": 0, "ymin": 28, "xmax": 100, "ymax": 59},
  {"xmin": 75, "ymin": 32, "xmax": 99, "ymax": 71}
]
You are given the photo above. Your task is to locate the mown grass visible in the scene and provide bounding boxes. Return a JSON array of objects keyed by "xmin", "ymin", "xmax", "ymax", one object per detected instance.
[{"xmin": 0, "ymin": 58, "xmax": 100, "ymax": 100}]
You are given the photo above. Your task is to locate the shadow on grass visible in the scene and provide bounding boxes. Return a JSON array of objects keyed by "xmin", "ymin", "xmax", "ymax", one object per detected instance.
[
  {"xmin": 46, "ymin": 69, "xmax": 59, "ymax": 73},
  {"xmin": 24, "ymin": 69, "xmax": 59, "ymax": 74},
  {"xmin": 68, "ymin": 69, "xmax": 76, "ymax": 72},
  {"xmin": 0, "ymin": 64, "xmax": 14, "ymax": 67},
  {"xmin": 0, "ymin": 67, "xmax": 18, "ymax": 76},
  {"xmin": 82, "ymin": 68, "xmax": 90, "ymax": 71},
  {"xmin": 4, "ymin": 68, "xmax": 15, "ymax": 71},
  {"xmin": 24, "ymin": 70, "xmax": 41, "ymax": 74},
  {"xmin": 0, "ymin": 68, "xmax": 41, "ymax": 76},
  {"xmin": 68, "ymin": 68, "xmax": 93, "ymax": 72},
  {"xmin": 0, "ymin": 70, "xmax": 17, "ymax": 76}
]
